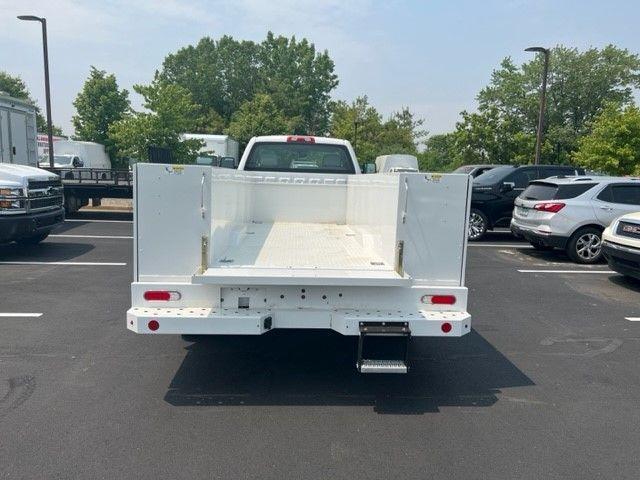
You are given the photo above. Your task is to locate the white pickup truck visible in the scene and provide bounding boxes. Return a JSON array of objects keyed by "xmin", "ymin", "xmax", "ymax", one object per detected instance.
[
  {"xmin": 1, "ymin": 94, "xmax": 64, "ymax": 244},
  {"xmin": 127, "ymin": 135, "xmax": 472, "ymax": 373}
]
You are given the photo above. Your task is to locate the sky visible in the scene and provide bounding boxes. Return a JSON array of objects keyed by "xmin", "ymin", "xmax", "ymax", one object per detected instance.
[{"xmin": 2, "ymin": 0, "xmax": 640, "ymax": 137}]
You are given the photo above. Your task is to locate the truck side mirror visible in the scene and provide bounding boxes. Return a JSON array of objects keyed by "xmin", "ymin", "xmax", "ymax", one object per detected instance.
[
  {"xmin": 501, "ymin": 181, "xmax": 515, "ymax": 192},
  {"xmin": 363, "ymin": 163, "xmax": 376, "ymax": 174},
  {"xmin": 219, "ymin": 157, "xmax": 236, "ymax": 169}
]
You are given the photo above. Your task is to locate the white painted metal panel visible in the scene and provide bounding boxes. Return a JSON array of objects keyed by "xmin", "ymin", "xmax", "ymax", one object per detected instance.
[
  {"xmin": 135, "ymin": 163, "xmax": 211, "ymax": 281},
  {"xmin": 396, "ymin": 173, "xmax": 471, "ymax": 286}
]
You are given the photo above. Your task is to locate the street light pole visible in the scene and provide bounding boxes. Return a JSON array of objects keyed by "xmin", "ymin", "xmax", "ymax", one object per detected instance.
[
  {"xmin": 18, "ymin": 15, "xmax": 54, "ymax": 169},
  {"xmin": 525, "ymin": 46, "xmax": 550, "ymax": 166}
]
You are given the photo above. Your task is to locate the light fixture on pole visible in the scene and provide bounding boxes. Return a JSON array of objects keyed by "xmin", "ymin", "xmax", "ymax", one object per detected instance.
[
  {"xmin": 525, "ymin": 46, "xmax": 550, "ymax": 166},
  {"xmin": 18, "ymin": 15, "xmax": 55, "ymax": 169}
]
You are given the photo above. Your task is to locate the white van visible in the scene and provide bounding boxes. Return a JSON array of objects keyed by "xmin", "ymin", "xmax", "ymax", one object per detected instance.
[{"xmin": 375, "ymin": 154, "xmax": 419, "ymax": 173}]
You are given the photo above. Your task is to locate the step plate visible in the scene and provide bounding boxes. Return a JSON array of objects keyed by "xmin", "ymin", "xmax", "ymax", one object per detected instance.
[{"xmin": 358, "ymin": 359, "xmax": 408, "ymax": 374}]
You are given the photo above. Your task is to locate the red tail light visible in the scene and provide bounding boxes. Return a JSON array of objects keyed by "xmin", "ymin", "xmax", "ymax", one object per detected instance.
[
  {"xmin": 144, "ymin": 290, "xmax": 181, "ymax": 301},
  {"xmin": 441, "ymin": 322, "xmax": 452, "ymax": 333},
  {"xmin": 534, "ymin": 202, "xmax": 565, "ymax": 213},
  {"xmin": 148, "ymin": 320, "xmax": 159, "ymax": 331},
  {"xmin": 430, "ymin": 295, "xmax": 456, "ymax": 305},
  {"xmin": 286, "ymin": 135, "xmax": 315, "ymax": 143}
]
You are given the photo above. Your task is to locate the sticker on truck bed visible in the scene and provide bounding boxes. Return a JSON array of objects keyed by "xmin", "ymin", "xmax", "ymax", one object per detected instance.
[{"xmin": 165, "ymin": 165, "xmax": 184, "ymax": 174}]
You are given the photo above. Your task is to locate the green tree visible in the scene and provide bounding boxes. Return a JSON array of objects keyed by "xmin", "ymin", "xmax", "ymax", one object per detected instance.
[
  {"xmin": 157, "ymin": 32, "xmax": 338, "ymax": 135},
  {"xmin": 224, "ymin": 94, "xmax": 290, "ymax": 149},
  {"xmin": 573, "ymin": 103, "xmax": 640, "ymax": 175},
  {"xmin": 259, "ymin": 32, "xmax": 338, "ymax": 134},
  {"xmin": 329, "ymin": 96, "xmax": 425, "ymax": 164},
  {"xmin": 158, "ymin": 36, "xmax": 261, "ymax": 128},
  {"xmin": 418, "ymin": 133, "xmax": 458, "ymax": 172},
  {"xmin": 454, "ymin": 45, "xmax": 640, "ymax": 165},
  {"xmin": 108, "ymin": 81, "xmax": 202, "ymax": 164},
  {"xmin": 0, "ymin": 70, "xmax": 63, "ymax": 135},
  {"xmin": 72, "ymin": 67, "xmax": 130, "ymax": 159}
]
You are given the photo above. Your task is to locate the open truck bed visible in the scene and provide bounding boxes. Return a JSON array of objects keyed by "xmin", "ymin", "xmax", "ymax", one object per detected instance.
[{"xmin": 127, "ymin": 163, "xmax": 472, "ymax": 373}]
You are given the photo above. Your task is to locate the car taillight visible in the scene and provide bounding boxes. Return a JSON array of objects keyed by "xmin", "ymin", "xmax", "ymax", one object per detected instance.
[
  {"xmin": 421, "ymin": 295, "xmax": 456, "ymax": 305},
  {"xmin": 143, "ymin": 290, "xmax": 181, "ymax": 301},
  {"xmin": 534, "ymin": 202, "xmax": 565, "ymax": 213},
  {"xmin": 286, "ymin": 135, "xmax": 315, "ymax": 143}
]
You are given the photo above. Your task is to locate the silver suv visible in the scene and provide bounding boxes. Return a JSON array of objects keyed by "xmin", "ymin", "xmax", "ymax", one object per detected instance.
[{"xmin": 510, "ymin": 176, "xmax": 640, "ymax": 263}]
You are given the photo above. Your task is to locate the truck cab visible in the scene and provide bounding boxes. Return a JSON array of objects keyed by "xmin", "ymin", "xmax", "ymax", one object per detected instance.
[
  {"xmin": 0, "ymin": 94, "xmax": 64, "ymax": 244},
  {"xmin": 238, "ymin": 135, "xmax": 360, "ymax": 174}
]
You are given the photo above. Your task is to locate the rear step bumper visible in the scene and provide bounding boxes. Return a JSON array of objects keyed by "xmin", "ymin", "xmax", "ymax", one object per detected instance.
[{"xmin": 127, "ymin": 307, "xmax": 471, "ymax": 337}]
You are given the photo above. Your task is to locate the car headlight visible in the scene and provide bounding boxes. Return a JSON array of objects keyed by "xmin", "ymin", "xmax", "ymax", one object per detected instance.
[{"xmin": 0, "ymin": 187, "xmax": 24, "ymax": 197}]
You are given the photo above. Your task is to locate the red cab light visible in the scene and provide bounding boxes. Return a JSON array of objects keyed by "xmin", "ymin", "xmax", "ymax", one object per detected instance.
[
  {"xmin": 148, "ymin": 320, "xmax": 159, "ymax": 331},
  {"xmin": 286, "ymin": 135, "xmax": 315, "ymax": 143},
  {"xmin": 534, "ymin": 202, "xmax": 565, "ymax": 213},
  {"xmin": 144, "ymin": 290, "xmax": 181, "ymax": 301},
  {"xmin": 441, "ymin": 322, "xmax": 452, "ymax": 333},
  {"xmin": 430, "ymin": 295, "xmax": 456, "ymax": 305}
]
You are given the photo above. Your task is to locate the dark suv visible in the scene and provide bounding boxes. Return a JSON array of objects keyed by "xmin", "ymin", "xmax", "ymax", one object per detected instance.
[{"xmin": 469, "ymin": 164, "xmax": 585, "ymax": 240}]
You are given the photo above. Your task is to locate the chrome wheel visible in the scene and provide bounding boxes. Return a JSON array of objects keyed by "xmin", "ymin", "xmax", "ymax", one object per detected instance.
[
  {"xmin": 575, "ymin": 233, "xmax": 601, "ymax": 261},
  {"xmin": 468, "ymin": 211, "xmax": 486, "ymax": 240}
]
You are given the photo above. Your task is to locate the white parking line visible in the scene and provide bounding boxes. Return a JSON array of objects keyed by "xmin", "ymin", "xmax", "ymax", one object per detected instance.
[
  {"xmin": 518, "ymin": 269, "xmax": 612, "ymax": 274},
  {"xmin": 625, "ymin": 317, "xmax": 640, "ymax": 322},
  {"xmin": 469, "ymin": 244, "xmax": 533, "ymax": 248},
  {"xmin": 0, "ymin": 313, "xmax": 43, "ymax": 318},
  {"xmin": 50, "ymin": 234, "xmax": 133, "ymax": 239},
  {"xmin": 64, "ymin": 219, "xmax": 132, "ymax": 223},
  {"xmin": 0, "ymin": 261, "xmax": 126, "ymax": 266}
]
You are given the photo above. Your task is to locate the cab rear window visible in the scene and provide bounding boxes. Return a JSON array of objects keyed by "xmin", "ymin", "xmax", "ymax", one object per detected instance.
[
  {"xmin": 522, "ymin": 182, "xmax": 596, "ymax": 200},
  {"xmin": 245, "ymin": 142, "xmax": 355, "ymax": 174}
]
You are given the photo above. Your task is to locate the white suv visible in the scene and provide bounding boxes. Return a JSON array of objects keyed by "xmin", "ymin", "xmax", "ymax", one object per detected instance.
[
  {"xmin": 602, "ymin": 212, "xmax": 640, "ymax": 280},
  {"xmin": 510, "ymin": 176, "xmax": 640, "ymax": 264}
]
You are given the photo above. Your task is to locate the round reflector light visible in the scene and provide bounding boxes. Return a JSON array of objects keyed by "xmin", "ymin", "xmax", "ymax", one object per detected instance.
[
  {"xmin": 441, "ymin": 322, "xmax": 452, "ymax": 333},
  {"xmin": 148, "ymin": 320, "xmax": 159, "ymax": 331}
]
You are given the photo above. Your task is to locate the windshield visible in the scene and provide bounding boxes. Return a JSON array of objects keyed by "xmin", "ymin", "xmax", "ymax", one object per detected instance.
[
  {"xmin": 53, "ymin": 155, "xmax": 74, "ymax": 166},
  {"xmin": 245, "ymin": 142, "xmax": 355, "ymax": 174},
  {"xmin": 474, "ymin": 165, "xmax": 514, "ymax": 184}
]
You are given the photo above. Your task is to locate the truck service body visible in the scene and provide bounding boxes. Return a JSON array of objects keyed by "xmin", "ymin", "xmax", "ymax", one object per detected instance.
[
  {"xmin": 127, "ymin": 135, "xmax": 472, "ymax": 373},
  {"xmin": 0, "ymin": 94, "xmax": 64, "ymax": 244}
]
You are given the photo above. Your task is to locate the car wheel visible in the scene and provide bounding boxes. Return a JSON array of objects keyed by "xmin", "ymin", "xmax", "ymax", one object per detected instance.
[
  {"xmin": 468, "ymin": 209, "xmax": 488, "ymax": 241},
  {"xmin": 567, "ymin": 227, "xmax": 603, "ymax": 264},
  {"xmin": 531, "ymin": 241, "xmax": 554, "ymax": 251},
  {"xmin": 15, "ymin": 232, "xmax": 49, "ymax": 245}
]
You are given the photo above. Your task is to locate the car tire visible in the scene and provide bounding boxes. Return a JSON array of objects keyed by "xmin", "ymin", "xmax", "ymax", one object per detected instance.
[
  {"xmin": 468, "ymin": 209, "xmax": 488, "ymax": 241},
  {"xmin": 566, "ymin": 227, "xmax": 603, "ymax": 264},
  {"xmin": 15, "ymin": 232, "xmax": 49, "ymax": 245},
  {"xmin": 531, "ymin": 241, "xmax": 554, "ymax": 251}
]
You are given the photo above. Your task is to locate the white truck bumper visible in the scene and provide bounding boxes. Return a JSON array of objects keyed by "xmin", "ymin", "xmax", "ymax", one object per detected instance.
[{"xmin": 127, "ymin": 306, "xmax": 471, "ymax": 337}]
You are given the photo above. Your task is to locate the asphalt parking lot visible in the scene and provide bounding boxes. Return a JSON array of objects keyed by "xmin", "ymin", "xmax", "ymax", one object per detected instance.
[{"xmin": 1, "ymin": 213, "xmax": 640, "ymax": 479}]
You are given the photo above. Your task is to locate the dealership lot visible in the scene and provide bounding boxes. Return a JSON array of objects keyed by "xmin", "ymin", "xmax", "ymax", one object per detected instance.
[{"xmin": 1, "ymin": 214, "xmax": 640, "ymax": 480}]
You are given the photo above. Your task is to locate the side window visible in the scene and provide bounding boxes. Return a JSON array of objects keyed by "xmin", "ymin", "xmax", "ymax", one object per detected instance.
[
  {"xmin": 611, "ymin": 185, "xmax": 640, "ymax": 205},
  {"xmin": 597, "ymin": 185, "xmax": 613, "ymax": 202},
  {"xmin": 540, "ymin": 167, "xmax": 573, "ymax": 179},
  {"xmin": 507, "ymin": 169, "xmax": 536, "ymax": 189}
]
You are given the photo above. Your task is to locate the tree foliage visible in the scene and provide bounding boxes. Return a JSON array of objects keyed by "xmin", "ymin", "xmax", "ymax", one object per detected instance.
[
  {"xmin": 329, "ymin": 96, "xmax": 425, "ymax": 164},
  {"xmin": 452, "ymin": 45, "xmax": 640, "ymax": 167},
  {"xmin": 157, "ymin": 32, "xmax": 338, "ymax": 135},
  {"xmin": 0, "ymin": 70, "xmax": 63, "ymax": 135},
  {"xmin": 224, "ymin": 94, "xmax": 290, "ymax": 148},
  {"xmin": 73, "ymin": 66, "xmax": 130, "ymax": 159},
  {"xmin": 573, "ymin": 103, "xmax": 640, "ymax": 175},
  {"xmin": 108, "ymin": 81, "xmax": 202, "ymax": 165}
]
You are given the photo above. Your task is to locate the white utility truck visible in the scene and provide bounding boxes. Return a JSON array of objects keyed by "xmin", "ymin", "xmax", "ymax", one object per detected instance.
[
  {"xmin": 0, "ymin": 94, "xmax": 64, "ymax": 244},
  {"xmin": 182, "ymin": 133, "xmax": 240, "ymax": 166},
  {"xmin": 127, "ymin": 135, "xmax": 472, "ymax": 373},
  {"xmin": 38, "ymin": 139, "xmax": 111, "ymax": 169}
]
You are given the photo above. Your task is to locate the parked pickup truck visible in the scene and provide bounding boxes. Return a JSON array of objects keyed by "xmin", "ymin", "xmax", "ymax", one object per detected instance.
[
  {"xmin": 0, "ymin": 163, "xmax": 64, "ymax": 244},
  {"xmin": 127, "ymin": 135, "xmax": 472, "ymax": 373}
]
